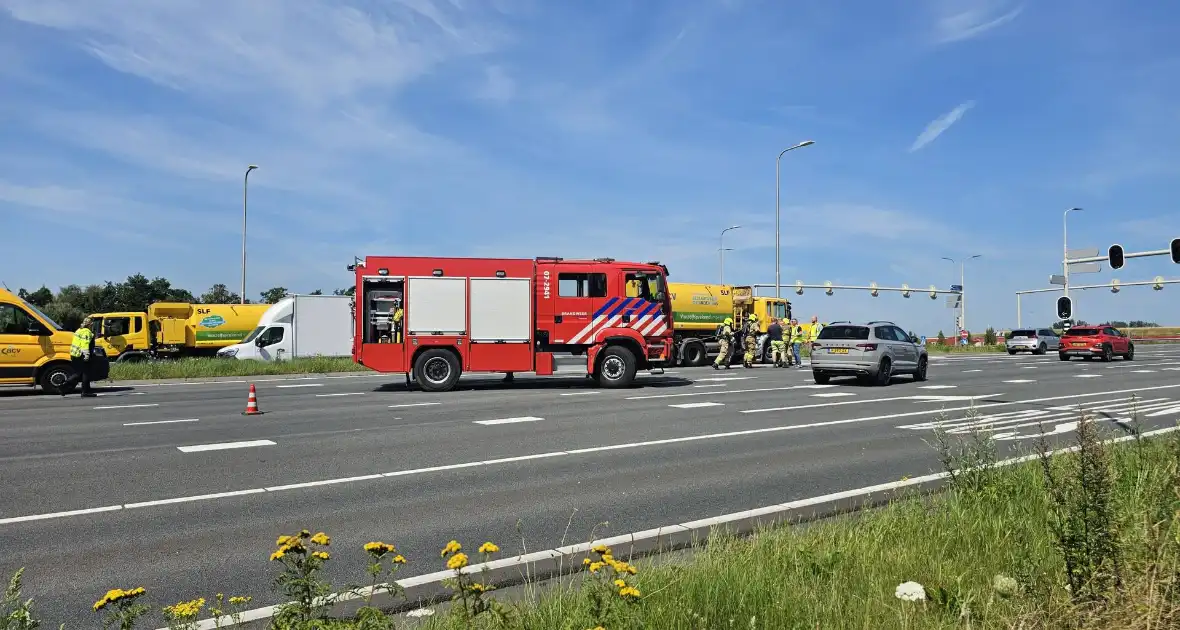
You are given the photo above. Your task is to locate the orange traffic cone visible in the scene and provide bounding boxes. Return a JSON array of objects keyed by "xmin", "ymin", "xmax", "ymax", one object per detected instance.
[{"xmin": 242, "ymin": 383, "xmax": 264, "ymax": 415}]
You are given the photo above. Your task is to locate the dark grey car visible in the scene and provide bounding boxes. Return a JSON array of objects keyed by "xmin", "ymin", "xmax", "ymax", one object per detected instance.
[{"xmin": 809, "ymin": 321, "xmax": 929, "ymax": 386}]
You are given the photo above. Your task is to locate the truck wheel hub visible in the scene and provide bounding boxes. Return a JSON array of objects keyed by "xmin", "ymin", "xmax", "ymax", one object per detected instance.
[
  {"xmin": 603, "ymin": 356, "xmax": 625, "ymax": 379},
  {"xmin": 424, "ymin": 357, "xmax": 450, "ymax": 382}
]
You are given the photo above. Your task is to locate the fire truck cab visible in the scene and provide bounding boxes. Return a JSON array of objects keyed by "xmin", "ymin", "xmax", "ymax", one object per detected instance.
[{"xmin": 352, "ymin": 255, "xmax": 674, "ymax": 392}]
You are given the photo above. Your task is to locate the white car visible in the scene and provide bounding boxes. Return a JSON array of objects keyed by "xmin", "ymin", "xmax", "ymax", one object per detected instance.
[{"xmin": 1006, "ymin": 328, "xmax": 1060, "ymax": 355}]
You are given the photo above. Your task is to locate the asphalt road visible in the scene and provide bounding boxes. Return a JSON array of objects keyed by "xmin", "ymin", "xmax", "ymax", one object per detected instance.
[{"xmin": 3, "ymin": 345, "xmax": 1180, "ymax": 625}]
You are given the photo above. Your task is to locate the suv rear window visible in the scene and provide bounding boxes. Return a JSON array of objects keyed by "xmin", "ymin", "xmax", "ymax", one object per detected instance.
[
  {"xmin": 1064, "ymin": 327, "xmax": 1099, "ymax": 336},
  {"xmin": 1010, "ymin": 329, "xmax": 1035, "ymax": 337},
  {"xmin": 817, "ymin": 325, "xmax": 870, "ymax": 340}
]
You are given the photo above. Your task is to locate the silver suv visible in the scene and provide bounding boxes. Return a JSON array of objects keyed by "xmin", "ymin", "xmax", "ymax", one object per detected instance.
[
  {"xmin": 810, "ymin": 321, "xmax": 929, "ymax": 386},
  {"xmin": 1005, "ymin": 328, "xmax": 1060, "ymax": 355}
]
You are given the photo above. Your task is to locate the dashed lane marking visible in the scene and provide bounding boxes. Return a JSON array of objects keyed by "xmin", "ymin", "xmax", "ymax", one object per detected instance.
[
  {"xmin": 388, "ymin": 402, "xmax": 442, "ymax": 409},
  {"xmin": 177, "ymin": 439, "xmax": 276, "ymax": 453},
  {"xmin": 1003, "ymin": 379, "xmax": 1036, "ymax": 384},
  {"xmin": 1074, "ymin": 374, "xmax": 1102, "ymax": 378},
  {"xmin": 123, "ymin": 418, "xmax": 199, "ymax": 427},
  {"xmin": 669, "ymin": 402, "xmax": 725, "ymax": 409},
  {"xmin": 917, "ymin": 385, "xmax": 957, "ymax": 390},
  {"xmin": 93, "ymin": 403, "xmax": 158, "ymax": 410},
  {"xmin": 559, "ymin": 391, "xmax": 602, "ymax": 396},
  {"xmin": 315, "ymin": 392, "xmax": 365, "ymax": 397},
  {"xmin": 811, "ymin": 392, "xmax": 856, "ymax": 398},
  {"xmin": 276, "ymin": 383, "xmax": 324, "ymax": 389},
  {"xmin": 474, "ymin": 416, "xmax": 544, "ymax": 425}
]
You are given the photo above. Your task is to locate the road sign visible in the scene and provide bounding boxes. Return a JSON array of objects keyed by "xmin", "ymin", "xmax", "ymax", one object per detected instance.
[
  {"xmin": 950, "ymin": 284, "xmax": 962, "ymax": 291},
  {"xmin": 959, "ymin": 330, "xmax": 968, "ymax": 340},
  {"xmin": 1049, "ymin": 274, "xmax": 1067, "ymax": 286},
  {"xmin": 1067, "ymin": 247, "xmax": 1099, "ymax": 259},
  {"xmin": 945, "ymin": 296, "xmax": 958, "ymax": 307},
  {"xmin": 1068, "ymin": 262, "xmax": 1102, "ymax": 273}
]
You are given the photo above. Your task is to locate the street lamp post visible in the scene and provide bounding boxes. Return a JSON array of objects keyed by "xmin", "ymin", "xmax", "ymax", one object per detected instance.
[
  {"xmin": 775, "ymin": 140, "xmax": 815, "ymax": 298},
  {"xmin": 242, "ymin": 165, "xmax": 258, "ymax": 305},
  {"xmin": 1063, "ymin": 207, "xmax": 1082, "ymax": 301},
  {"xmin": 941, "ymin": 254, "xmax": 982, "ymax": 335},
  {"xmin": 719, "ymin": 225, "xmax": 741, "ymax": 284}
]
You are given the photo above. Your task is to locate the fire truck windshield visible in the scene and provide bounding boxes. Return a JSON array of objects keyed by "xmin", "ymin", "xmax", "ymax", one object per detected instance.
[{"xmin": 626, "ymin": 272, "xmax": 664, "ymax": 302}]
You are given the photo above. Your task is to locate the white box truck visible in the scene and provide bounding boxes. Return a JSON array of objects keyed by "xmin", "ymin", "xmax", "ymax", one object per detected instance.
[{"xmin": 216, "ymin": 294, "xmax": 353, "ymax": 361}]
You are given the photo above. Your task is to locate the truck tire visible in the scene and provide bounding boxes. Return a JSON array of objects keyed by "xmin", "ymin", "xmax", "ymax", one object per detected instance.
[
  {"xmin": 39, "ymin": 363, "xmax": 76, "ymax": 395},
  {"xmin": 413, "ymin": 349, "xmax": 461, "ymax": 392},
  {"xmin": 680, "ymin": 339, "xmax": 708, "ymax": 367},
  {"xmin": 116, "ymin": 352, "xmax": 149, "ymax": 363},
  {"xmin": 596, "ymin": 345, "xmax": 637, "ymax": 389}
]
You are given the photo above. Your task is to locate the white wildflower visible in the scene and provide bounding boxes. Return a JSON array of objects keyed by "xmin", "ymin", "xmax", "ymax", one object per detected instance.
[
  {"xmin": 895, "ymin": 581, "xmax": 927, "ymax": 602},
  {"xmin": 405, "ymin": 608, "xmax": 435, "ymax": 617}
]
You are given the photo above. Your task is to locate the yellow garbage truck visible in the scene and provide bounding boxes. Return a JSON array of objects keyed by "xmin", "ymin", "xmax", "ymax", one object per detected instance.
[
  {"xmin": 92, "ymin": 302, "xmax": 270, "ymax": 362},
  {"xmin": 667, "ymin": 283, "xmax": 791, "ymax": 366}
]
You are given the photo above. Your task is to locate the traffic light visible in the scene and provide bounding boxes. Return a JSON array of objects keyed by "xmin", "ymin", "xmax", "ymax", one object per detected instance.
[
  {"xmin": 1056, "ymin": 295, "xmax": 1073, "ymax": 320},
  {"xmin": 1108, "ymin": 244, "xmax": 1125, "ymax": 270},
  {"xmin": 1171, "ymin": 238, "xmax": 1180, "ymax": 264}
]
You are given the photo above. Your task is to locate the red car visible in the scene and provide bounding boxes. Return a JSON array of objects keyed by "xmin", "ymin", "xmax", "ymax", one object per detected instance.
[{"xmin": 1058, "ymin": 325, "xmax": 1135, "ymax": 362}]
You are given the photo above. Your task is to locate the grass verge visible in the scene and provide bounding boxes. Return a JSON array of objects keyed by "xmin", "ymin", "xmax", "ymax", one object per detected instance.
[
  {"xmin": 6, "ymin": 408, "xmax": 1178, "ymax": 629},
  {"xmin": 107, "ymin": 356, "xmax": 367, "ymax": 381}
]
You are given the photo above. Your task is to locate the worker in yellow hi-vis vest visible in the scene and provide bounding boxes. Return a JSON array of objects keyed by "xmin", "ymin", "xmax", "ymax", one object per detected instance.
[{"xmin": 62, "ymin": 316, "xmax": 98, "ymax": 397}]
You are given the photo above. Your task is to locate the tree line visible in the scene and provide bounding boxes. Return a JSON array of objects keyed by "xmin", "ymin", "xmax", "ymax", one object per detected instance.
[{"xmin": 13, "ymin": 274, "xmax": 355, "ymax": 330}]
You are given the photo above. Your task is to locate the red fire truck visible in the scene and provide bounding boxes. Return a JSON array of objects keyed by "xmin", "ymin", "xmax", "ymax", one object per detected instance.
[{"xmin": 350, "ymin": 255, "xmax": 675, "ymax": 392}]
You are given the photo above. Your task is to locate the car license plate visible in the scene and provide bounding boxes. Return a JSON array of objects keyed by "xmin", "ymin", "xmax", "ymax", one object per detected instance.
[
  {"xmin": 829, "ymin": 348, "xmax": 849, "ymax": 354},
  {"xmin": 1072, "ymin": 342, "xmax": 1086, "ymax": 347}
]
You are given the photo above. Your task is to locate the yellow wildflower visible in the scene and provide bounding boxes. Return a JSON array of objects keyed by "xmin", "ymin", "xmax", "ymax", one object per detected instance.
[
  {"xmin": 165, "ymin": 598, "xmax": 206, "ymax": 619},
  {"xmin": 310, "ymin": 532, "xmax": 330, "ymax": 546},
  {"xmin": 270, "ymin": 549, "xmax": 286, "ymax": 561},
  {"xmin": 364, "ymin": 542, "xmax": 397, "ymax": 556},
  {"xmin": 618, "ymin": 586, "xmax": 641, "ymax": 599},
  {"xmin": 229, "ymin": 596, "xmax": 252, "ymax": 605},
  {"xmin": 478, "ymin": 542, "xmax": 500, "ymax": 554},
  {"xmin": 614, "ymin": 579, "xmax": 626, "ymax": 588},
  {"xmin": 592, "ymin": 544, "xmax": 610, "ymax": 555},
  {"xmin": 313, "ymin": 551, "xmax": 330, "ymax": 560},
  {"xmin": 276, "ymin": 535, "xmax": 294, "ymax": 546},
  {"xmin": 392, "ymin": 555, "xmax": 407, "ymax": 564},
  {"xmin": 447, "ymin": 552, "xmax": 469, "ymax": 570},
  {"xmin": 588, "ymin": 561, "xmax": 605, "ymax": 573},
  {"xmin": 582, "ymin": 558, "xmax": 592, "ymax": 566},
  {"xmin": 470, "ymin": 583, "xmax": 488, "ymax": 593},
  {"xmin": 299, "ymin": 529, "xmax": 311, "ymax": 538},
  {"xmin": 93, "ymin": 586, "xmax": 147, "ymax": 612},
  {"xmin": 441, "ymin": 540, "xmax": 462, "ymax": 557}
]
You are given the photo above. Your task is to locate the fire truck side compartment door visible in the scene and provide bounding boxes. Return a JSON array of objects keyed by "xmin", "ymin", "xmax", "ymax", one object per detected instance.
[
  {"xmin": 406, "ymin": 277, "xmax": 467, "ymax": 335},
  {"xmin": 470, "ymin": 278, "xmax": 531, "ymax": 342}
]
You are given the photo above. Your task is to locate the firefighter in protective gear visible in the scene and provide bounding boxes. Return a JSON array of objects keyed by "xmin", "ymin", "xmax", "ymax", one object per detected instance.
[
  {"xmin": 712, "ymin": 317, "xmax": 735, "ymax": 369},
  {"xmin": 62, "ymin": 316, "xmax": 98, "ymax": 397},
  {"xmin": 743, "ymin": 314, "xmax": 760, "ymax": 368}
]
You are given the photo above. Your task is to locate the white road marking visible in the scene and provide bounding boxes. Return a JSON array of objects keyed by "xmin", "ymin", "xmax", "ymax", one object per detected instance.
[
  {"xmin": 1003, "ymin": 379, "xmax": 1036, "ymax": 383},
  {"xmin": 669, "ymin": 402, "xmax": 725, "ymax": 409},
  {"xmin": 96, "ymin": 391, "xmax": 145, "ymax": 397},
  {"xmin": 474, "ymin": 416, "xmax": 545, "ymax": 425},
  {"xmin": 0, "ymin": 505, "xmax": 123, "ymax": 525},
  {"xmin": 315, "ymin": 392, "xmax": 365, "ymax": 397},
  {"xmin": 123, "ymin": 418, "xmax": 199, "ymax": 426},
  {"xmin": 1167, "ymin": 368, "xmax": 1180, "ymax": 371},
  {"xmin": 961, "ymin": 369, "xmax": 983, "ymax": 373},
  {"xmin": 904, "ymin": 396, "xmax": 1176, "ymax": 441},
  {"xmin": 693, "ymin": 384, "xmax": 727, "ymax": 388},
  {"xmin": 93, "ymin": 403, "xmax": 158, "ymax": 410},
  {"xmin": 910, "ymin": 394, "xmax": 1002, "ymax": 403},
  {"xmin": 795, "ymin": 384, "xmax": 837, "ymax": 389},
  {"xmin": 559, "ymin": 391, "xmax": 602, "ymax": 396},
  {"xmin": 917, "ymin": 385, "xmax": 957, "ymax": 390},
  {"xmin": 276, "ymin": 383, "xmax": 324, "ymax": 389},
  {"xmin": 1131, "ymin": 370, "xmax": 1157, "ymax": 373},
  {"xmin": 388, "ymin": 402, "xmax": 442, "ymax": 409},
  {"xmin": 1021, "ymin": 366, "xmax": 1038, "ymax": 369},
  {"xmin": 694, "ymin": 376, "xmax": 756, "ymax": 382},
  {"xmin": 811, "ymin": 392, "xmax": 855, "ymax": 398},
  {"xmin": 177, "ymin": 439, "xmax": 277, "ymax": 453},
  {"xmin": 125, "ymin": 489, "xmax": 266, "ymax": 509},
  {"xmin": 1147, "ymin": 406, "xmax": 1180, "ymax": 417},
  {"xmin": 1074, "ymin": 374, "xmax": 1102, "ymax": 378}
]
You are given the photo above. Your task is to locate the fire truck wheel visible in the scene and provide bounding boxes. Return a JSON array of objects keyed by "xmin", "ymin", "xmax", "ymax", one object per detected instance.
[
  {"xmin": 596, "ymin": 345, "xmax": 638, "ymax": 389},
  {"xmin": 413, "ymin": 348, "xmax": 462, "ymax": 392}
]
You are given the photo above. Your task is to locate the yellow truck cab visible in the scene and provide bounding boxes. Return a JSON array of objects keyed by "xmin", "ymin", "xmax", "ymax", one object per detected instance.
[
  {"xmin": 93, "ymin": 302, "xmax": 270, "ymax": 362},
  {"xmin": 667, "ymin": 283, "xmax": 792, "ymax": 366},
  {"xmin": 0, "ymin": 288, "xmax": 110, "ymax": 394}
]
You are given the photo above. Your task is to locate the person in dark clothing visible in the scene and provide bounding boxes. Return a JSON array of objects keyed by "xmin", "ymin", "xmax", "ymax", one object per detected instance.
[
  {"xmin": 766, "ymin": 318, "xmax": 786, "ymax": 367},
  {"xmin": 62, "ymin": 316, "xmax": 98, "ymax": 397}
]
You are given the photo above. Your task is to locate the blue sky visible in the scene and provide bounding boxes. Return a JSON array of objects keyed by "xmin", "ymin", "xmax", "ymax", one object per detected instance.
[{"xmin": 1, "ymin": 0, "xmax": 1178, "ymax": 334}]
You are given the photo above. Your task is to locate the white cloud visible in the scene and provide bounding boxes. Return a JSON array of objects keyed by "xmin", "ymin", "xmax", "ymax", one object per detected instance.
[
  {"xmin": 932, "ymin": 0, "xmax": 1023, "ymax": 44},
  {"xmin": 909, "ymin": 101, "xmax": 975, "ymax": 152}
]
